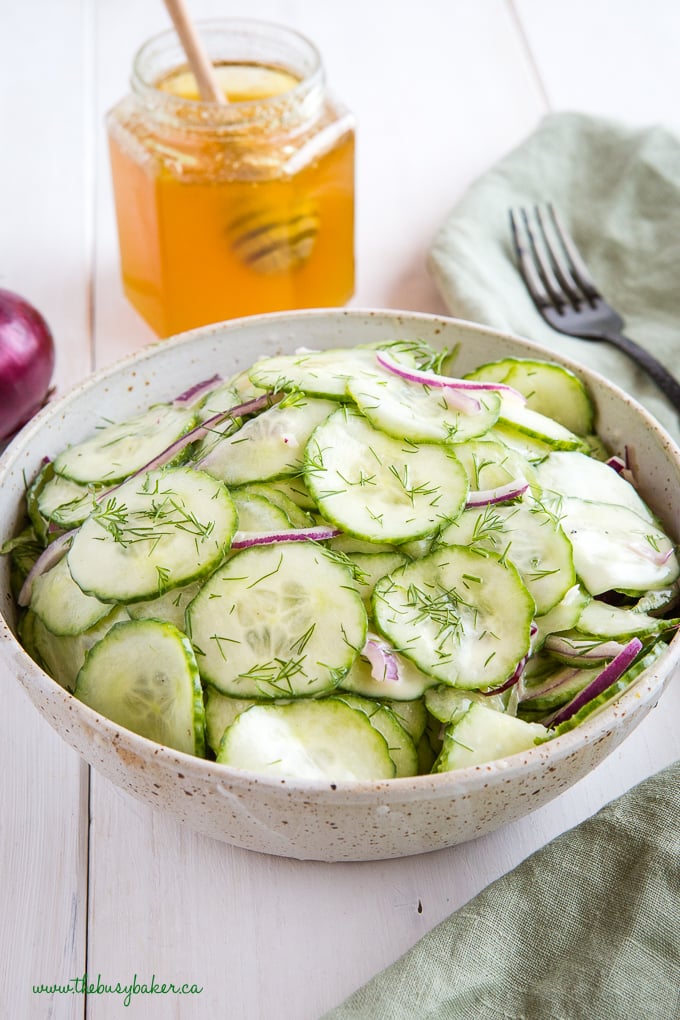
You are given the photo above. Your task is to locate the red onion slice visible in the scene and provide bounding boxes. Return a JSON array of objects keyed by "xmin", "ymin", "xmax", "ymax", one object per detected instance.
[
  {"xmin": 544, "ymin": 635, "xmax": 626, "ymax": 661},
  {"xmin": 362, "ymin": 633, "xmax": 400, "ymax": 683},
  {"xmin": 231, "ymin": 525, "xmax": 341, "ymax": 550},
  {"xmin": 375, "ymin": 350, "xmax": 526, "ymax": 405},
  {"xmin": 172, "ymin": 374, "xmax": 222, "ymax": 406},
  {"xmin": 547, "ymin": 637, "xmax": 643, "ymax": 726},
  {"xmin": 465, "ymin": 477, "xmax": 529, "ymax": 508}
]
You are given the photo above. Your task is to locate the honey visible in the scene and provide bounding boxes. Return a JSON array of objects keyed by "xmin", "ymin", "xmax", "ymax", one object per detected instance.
[{"xmin": 107, "ymin": 21, "xmax": 355, "ymax": 337}]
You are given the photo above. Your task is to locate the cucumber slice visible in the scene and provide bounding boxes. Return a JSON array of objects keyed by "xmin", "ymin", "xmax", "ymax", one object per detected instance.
[
  {"xmin": 216, "ymin": 699, "xmax": 396, "ymax": 780},
  {"xmin": 575, "ymin": 600, "xmax": 678, "ymax": 639},
  {"xmin": 187, "ymin": 541, "xmax": 367, "ymax": 699},
  {"xmin": 75, "ymin": 618, "xmax": 205, "ymax": 755},
  {"xmin": 373, "ymin": 545, "xmax": 534, "ymax": 690},
  {"xmin": 231, "ymin": 491, "xmax": 293, "ymax": 532},
  {"xmin": 531, "ymin": 584, "xmax": 590, "ymax": 649},
  {"xmin": 425, "ymin": 684, "xmax": 507, "ymax": 722},
  {"xmin": 204, "ymin": 687, "xmax": 257, "ymax": 756},
  {"xmin": 35, "ymin": 473, "xmax": 99, "ymax": 530},
  {"xmin": 332, "ymin": 693, "xmax": 418, "ymax": 777},
  {"xmin": 383, "ymin": 698, "xmax": 428, "ymax": 743},
  {"xmin": 265, "ymin": 477, "xmax": 317, "ymax": 511},
  {"xmin": 304, "ymin": 406, "xmax": 468, "ymax": 544},
  {"xmin": 497, "ymin": 394, "xmax": 586, "ymax": 451},
  {"xmin": 453, "ymin": 437, "xmax": 532, "ymax": 491},
  {"xmin": 54, "ymin": 403, "xmax": 197, "ymax": 484},
  {"xmin": 439, "ymin": 495, "xmax": 576, "ymax": 614},
  {"xmin": 248, "ymin": 347, "xmax": 383, "ymax": 399},
  {"xmin": 30, "ymin": 556, "xmax": 111, "ymax": 636},
  {"xmin": 234, "ymin": 483, "xmax": 314, "ymax": 528},
  {"xmin": 67, "ymin": 467, "xmax": 237, "ymax": 604},
  {"xmin": 464, "ymin": 358, "xmax": 595, "ymax": 435},
  {"xmin": 547, "ymin": 642, "xmax": 667, "ymax": 736},
  {"xmin": 347, "ymin": 551, "xmax": 408, "ymax": 604},
  {"xmin": 339, "ymin": 644, "xmax": 436, "ymax": 700},
  {"xmin": 433, "ymin": 702, "xmax": 548, "ymax": 771},
  {"xmin": 31, "ymin": 606, "xmax": 130, "ymax": 692},
  {"xmin": 347, "ymin": 372, "xmax": 501, "ymax": 445},
  {"xmin": 519, "ymin": 664, "xmax": 600, "ymax": 713},
  {"xmin": 198, "ymin": 370, "xmax": 265, "ymax": 419},
  {"xmin": 557, "ymin": 497, "xmax": 679, "ymax": 595},
  {"xmin": 534, "ymin": 451, "xmax": 655, "ymax": 522},
  {"xmin": 127, "ymin": 580, "xmax": 202, "ymax": 630},
  {"xmin": 197, "ymin": 397, "xmax": 336, "ymax": 486}
]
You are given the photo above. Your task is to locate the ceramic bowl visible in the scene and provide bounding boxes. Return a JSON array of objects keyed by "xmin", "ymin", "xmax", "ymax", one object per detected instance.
[{"xmin": 1, "ymin": 309, "xmax": 678, "ymax": 861}]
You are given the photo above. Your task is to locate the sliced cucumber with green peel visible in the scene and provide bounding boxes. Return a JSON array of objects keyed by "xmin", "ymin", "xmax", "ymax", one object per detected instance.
[
  {"xmin": 54, "ymin": 403, "xmax": 197, "ymax": 485},
  {"xmin": 347, "ymin": 551, "xmax": 408, "ymax": 604},
  {"xmin": 347, "ymin": 372, "xmax": 501, "ymax": 445},
  {"xmin": 30, "ymin": 556, "xmax": 111, "ymax": 636},
  {"xmin": 332, "ymin": 693, "xmax": 418, "ymax": 777},
  {"xmin": 373, "ymin": 545, "xmax": 534, "ymax": 689},
  {"xmin": 248, "ymin": 347, "xmax": 383, "ymax": 399},
  {"xmin": 556, "ymin": 497, "xmax": 679, "ymax": 595},
  {"xmin": 439, "ymin": 495, "xmax": 575, "ymax": 614},
  {"xmin": 34, "ymin": 472, "xmax": 99, "ymax": 530},
  {"xmin": 383, "ymin": 698, "xmax": 428, "ymax": 743},
  {"xmin": 575, "ymin": 600, "xmax": 678, "ymax": 639},
  {"xmin": 75, "ymin": 618, "xmax": 205, "ymax": 755},
  {"xmin": 339, "ymin": 643, "xmax": 436, "ymax": 700},
  {"xmin": 533, "ymin": 451, "xmax": 655, "ymax": 522},
  {"xmin": 425, "ymin": 684, "xmax": 507, "ymax": 722},
  {"xmin": 433, "ymin": 702, "xmax": 548, "ymax": 771},
  {"xmin": 187, "ymin": 541, "xmax": 367, "ymax": 699},
  {"xmin": 31, "ymin": 606, "xmax": 131, "ymax": 692},
  {"xmin": 197, "ymin": 397, "xmax": 336, "ymax": 486},
  {"xmin": 67, "ymin": 467, "xmax": 237, "ymax": 604},
  {"xmin": 304, "ymin": 406, "xmax": 468, "ymax": 544},
  {"xmin": 231, "ymin": 491, "xmax": 292, "ymax": 532},
  {"xmin": 531, "ymin": 584, "xmax": 590, "ymax": 649},
  {"xmin": 453, "ymin": 437, "xmax": 531, "ymax": 491},
  {"xmin": 464, "ymin": 358, "xmax": 595, "ymax": 435},
  {"xmin": 216, "ymin": 699, "xmax": 396, "ymax": 780},
  {"xmin": 204, "ymin": 687, "xmax": 258, "ymax": 756},
  {"xmin": 234, "ymin": 483, "xmax": 314, "ymax": 528},
  {"xmin": 127, "ymin": 580, "xmax": 202, "ymax": 630},
  {"xmin": 546, "ymin": 643, "xmax": 667, "ymax": 736},
  {"xmin": 497, "ymin": 394, "xmax": 586, "ymax": 451}
]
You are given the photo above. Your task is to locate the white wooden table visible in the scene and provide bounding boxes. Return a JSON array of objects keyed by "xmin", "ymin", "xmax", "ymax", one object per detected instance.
[{"xmin": 2, "ymin": 2, "xmax": 679, "ymax": 1017}]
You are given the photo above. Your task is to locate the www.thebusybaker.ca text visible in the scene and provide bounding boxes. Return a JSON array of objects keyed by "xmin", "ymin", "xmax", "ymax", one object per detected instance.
[{"xmin": 33, "ymin": 973, "xmax": 203, "ymax": 1008}]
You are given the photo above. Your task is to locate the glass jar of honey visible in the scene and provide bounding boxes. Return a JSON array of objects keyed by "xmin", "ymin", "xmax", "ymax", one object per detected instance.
[{"xmin": 107, "ymin": 19, "xmax": 355, "ymax": 337}]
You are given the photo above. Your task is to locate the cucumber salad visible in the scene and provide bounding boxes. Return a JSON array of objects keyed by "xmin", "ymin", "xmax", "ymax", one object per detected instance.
[{"xmin": 4, "ymin": 340, "xmax": 679, "ymax": 782}]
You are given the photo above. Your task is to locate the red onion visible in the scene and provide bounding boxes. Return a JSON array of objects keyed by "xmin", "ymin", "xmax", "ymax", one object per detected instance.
[
  {"xmin": 547, "ymin": 637, "xmax": 643, "ymax": 726},
  {"xmin": 230, "ymin": 525, "xmax": 341, "ymax": 549},
  {"xmin": 172, "ymin": 374, "xmax": 221, "ymax": 406},
  {"xmin": 0, "ymin": 288, "xmax": 55, "ymax": 441},
  {"xmin": 465, "ymin": 477, "xmax": 529, "ymax": 508},
  {"xmin": 375, "ymin": 350, "xmax": 526, "ymax": 405},
  {"xmin": 362, "ymin": 634, "xmax": 400, "ymax": 683}
]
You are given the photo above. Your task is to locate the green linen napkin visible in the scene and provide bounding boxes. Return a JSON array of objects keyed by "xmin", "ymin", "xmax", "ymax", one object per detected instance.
[
  {"xmin": 322, "ymin": 761, "xmax": 680, "ymax": 1020},
  {"xmin": 428, "ymin": 111, "xmax": 680, "ymax": 443}
]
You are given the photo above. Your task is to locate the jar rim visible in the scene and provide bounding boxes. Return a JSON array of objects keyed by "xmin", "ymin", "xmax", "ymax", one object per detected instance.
[{"xmin": 131, "ymin": 17, "xmax": 325, "ymax": 123}]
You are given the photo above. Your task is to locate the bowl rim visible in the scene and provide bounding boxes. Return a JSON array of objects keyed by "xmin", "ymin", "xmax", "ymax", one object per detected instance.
[{"xmin": 1, "ymin": 307, "xmax": 678, "ymax": 800}]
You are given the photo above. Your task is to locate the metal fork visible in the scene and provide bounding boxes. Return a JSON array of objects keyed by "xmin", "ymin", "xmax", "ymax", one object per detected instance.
[{"xmin": 510, "ymin": 203, "xmax": 680, "ymax": 410}]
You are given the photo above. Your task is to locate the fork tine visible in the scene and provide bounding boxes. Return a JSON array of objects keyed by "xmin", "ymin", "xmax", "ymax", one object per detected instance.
[
  {"xmin": 512, "ymin": 207, "xmax": 570, "ymax": 310},
  {"xmin": 545, "ymin": 204, "xmax": 601, "ymax": 301},
  {"xmin": 534, "ymin": 205, "xmax": 584, "ymax": 306},
  {"xmin": 509, "ymin": 208, "xmax": 552, "ymax": 309}
]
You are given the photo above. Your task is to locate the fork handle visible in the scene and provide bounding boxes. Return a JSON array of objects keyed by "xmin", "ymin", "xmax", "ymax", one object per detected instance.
[{"xmin": 598, "ymin": 331, "xmax": 680, "ymax": 412}]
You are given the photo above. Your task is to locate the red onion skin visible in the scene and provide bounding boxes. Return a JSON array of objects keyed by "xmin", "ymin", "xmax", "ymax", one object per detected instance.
[{"xmin": 0, "ymin": 289, "xmax": 55, "ymax": 441}]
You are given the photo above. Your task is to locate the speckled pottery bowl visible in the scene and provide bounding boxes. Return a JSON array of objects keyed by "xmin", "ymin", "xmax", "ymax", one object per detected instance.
[{"xmin": 1, "ymin": 310, "xmax": 678, "ymax": 861}]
